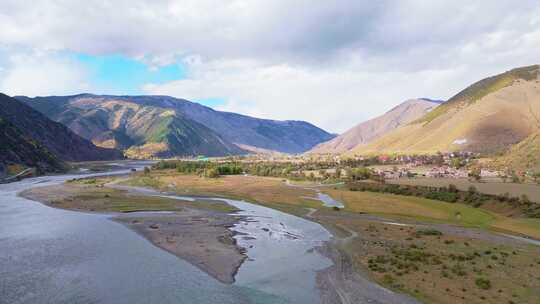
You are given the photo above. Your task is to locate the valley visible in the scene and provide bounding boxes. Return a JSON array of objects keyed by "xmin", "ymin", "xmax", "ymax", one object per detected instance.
[
  {"xmin": 3, "ymin": 3, "xmax": 540, "ymax": 304},
  {"xmin": 90, "ymin": 164, "xmax": 540, "ymax": 303}
]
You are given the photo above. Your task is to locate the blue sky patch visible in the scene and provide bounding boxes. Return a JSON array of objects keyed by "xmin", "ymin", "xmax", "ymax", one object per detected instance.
[
  {"xmin": 76, "ymin": 53, "xmax": 186, "ymax": 95},
  {"xmin": 194, "ymin": 97, "xmax": 226, "ymax": 107}
]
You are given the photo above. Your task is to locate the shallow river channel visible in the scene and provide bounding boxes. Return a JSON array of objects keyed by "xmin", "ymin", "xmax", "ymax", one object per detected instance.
[{"xmin": 0, "ymin": 163, "xmax": 332, "ymax": 304}]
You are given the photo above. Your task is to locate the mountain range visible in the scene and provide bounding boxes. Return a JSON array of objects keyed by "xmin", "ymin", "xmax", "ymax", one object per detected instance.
[
  {"xmin": 347, "ymin": 65, "xmax": 540, "ymax": 156},
  {"xmin": 17, "ymin": 95, "xmax": 335, "ymax": 158},
  {"xmin": 0, "ymin": 94, "xmax": 122, "ymax": 177},
  {"xmin": 4, "ymin": 64, "xmax": 540, "ymax": 174},
  {"xmin": 308, "ymin": 98, "xmax": 443, "ymax": 154}
]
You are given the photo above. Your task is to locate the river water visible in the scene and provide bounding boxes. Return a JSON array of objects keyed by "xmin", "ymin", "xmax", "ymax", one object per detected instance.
[{"xmin": 0, "ymin": 164, "xmax": 332, "ymax": 304}]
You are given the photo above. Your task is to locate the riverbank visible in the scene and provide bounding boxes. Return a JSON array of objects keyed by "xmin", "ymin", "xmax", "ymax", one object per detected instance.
[{"xmin": 20, "ymin": 178, "xmax": 247, "ymax": 284}]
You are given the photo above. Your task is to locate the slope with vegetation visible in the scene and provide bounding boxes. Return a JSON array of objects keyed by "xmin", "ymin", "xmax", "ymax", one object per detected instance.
[
  {"xmin": 493, "ymin": 131, "xmax": 540, "ymax": 171},
  {"xmin": 309, "ymin": 98, "xmax": 442, "ymax": 154},
  {"xmin": 18, "ymin": 94, "xmax": 334, "ymax": 156},
  {"xmin": 350, "ymin": 65, "xmax": 540, "ymax": 155},
  {"xmin": 0, "ymin": 93, "xmax": 122, "ymax": 177},
  {"xmin": 16, "ymin": 96, "xmax": 243, "ymax": 158},
  {"xmin": 0, "ymin": 117, "xmax": 64, "ymax": 177},
  {"xmin": 0, "ymin": 93, "xmax": 122, "ymax": 162}
]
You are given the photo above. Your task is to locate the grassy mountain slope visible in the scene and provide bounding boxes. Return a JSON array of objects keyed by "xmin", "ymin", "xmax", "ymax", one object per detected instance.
[
  {"xmin": 308, "ymin": 98, "xmax": 442, "ymax": 154},
  {"xmin": 0, "ymin": 94, "xmax": 122, "ymax": 161},
  {"xmin": 492, "ymin": 131, "xmax": 540, "ymax": 170},
  {"xmin": 0, "ymin": 117, "xmax": 64, "ymax": 176},
  {"xmin": 350, "ymin": 65, "xmax": 540, "ymax": 155},
  {"xmin": 94, "ymin": 95, "xmax": 336, "ymax": 154},
  {"xmin": 17, "ymin": 96, "xmax": 244, "ymax": 158},
  {"xmin": 19, "ymin": 94, "xmax": 334, "ymax": 155}
]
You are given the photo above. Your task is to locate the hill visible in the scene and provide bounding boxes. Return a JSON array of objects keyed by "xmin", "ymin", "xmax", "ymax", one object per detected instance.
[
  {"xmin": 492, "ymin": 131, "xmax": 540, "ymax": 171},
  {"xmin": 0, "ymin": 117, "xmax": 64, "ymax": 177},
  {"xmin": 308, "ymin": 98, "xmax": 442, "ymax": 154},
  {"xmin": 350, "ymin": 65, "xmax": 540, "ymax": 155},
  {"xmin": 0, "ymin": 94, "xmax": 123, "ymax": 162},
  {"xmin": 15, "ymin": 96, "xmax": 243, "ymax": 158},
  {"xmin": 18, "ymin": 94, "xmax": 334, "ymax": 156}
]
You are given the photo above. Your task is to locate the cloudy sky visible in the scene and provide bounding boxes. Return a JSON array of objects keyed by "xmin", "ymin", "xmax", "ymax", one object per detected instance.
[{"xmin": 1, "ymin": 1, "xmax": 539, "ymax": 133}]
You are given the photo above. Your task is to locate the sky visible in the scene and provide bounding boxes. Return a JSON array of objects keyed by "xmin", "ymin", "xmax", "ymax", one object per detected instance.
[{"xmin": 0, "ymin": 1, "xmax": 539, "ymax": 133}]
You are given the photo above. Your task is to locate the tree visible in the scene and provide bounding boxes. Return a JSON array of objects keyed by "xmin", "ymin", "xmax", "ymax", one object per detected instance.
[
  {"xmin": 532, "ymin": 172, "xmax": 540, "ymax": 184},
  {"xmin": 499, "ymin": 172, "xmax": 508, "ymax": 183},
  {"xmin": 350, "ymin": 167, "xmax": 371, "ymax": 181},
  {"xmin": 469, "ymin": 168, "xmax": 481, "ymax": 182},
  {"xmin": 204, "ymin": 168, "xmax": 220, "ymax": 178},
  {"xmin": 450, "ymin": 158, "xmax": 462, "ymax": 169},
  {"xmin": 335, "ymin": 167, "xmax": 342, "ymax": 179},
  {"xmin": 511, "ymin": 171, "xmax": 520, "ymax": 183}
]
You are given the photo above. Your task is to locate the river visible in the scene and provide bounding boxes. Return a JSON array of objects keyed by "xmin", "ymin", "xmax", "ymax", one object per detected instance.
[{"xmin": 0, "ymin": 163, "xmax": 332, "ymax": 304}]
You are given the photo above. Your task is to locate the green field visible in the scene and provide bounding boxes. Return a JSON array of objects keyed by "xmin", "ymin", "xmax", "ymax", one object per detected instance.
[{"xmin": 323, "ymin": 188, "xmax": 495, "ymax": 227}]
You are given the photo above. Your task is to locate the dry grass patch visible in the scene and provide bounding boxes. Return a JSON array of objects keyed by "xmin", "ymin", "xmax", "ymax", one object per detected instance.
[
  {"xmin": 320, "ymin": 218, "xmax": 540, "ymax": 304},
  {"xmin": 22, "ymin": 177, "xmax": 236, "ymax": 213},
  {"xmin": 127, "ymin": 172, "xmax": 320, "ymax": 209}
]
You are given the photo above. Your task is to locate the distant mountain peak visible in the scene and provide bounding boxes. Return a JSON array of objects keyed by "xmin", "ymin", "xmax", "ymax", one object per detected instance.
[
  {"xmin": 351, "ymin": 64, "xmax": 540, "ymax": 155},
  {"xmin": 18, "ymin": 94, "xmax": 334, "ymax": 157},
  {"xmin": 308, "ymin": 98, "xmax": 441, "ymax": 154}
]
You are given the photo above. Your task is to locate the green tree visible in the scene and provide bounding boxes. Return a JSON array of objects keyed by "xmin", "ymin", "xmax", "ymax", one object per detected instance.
[
  {"xmin": 450, "ymin": 158, "xmax": 462, "ymax": 168},
  {"xmin": 532, "ymin": 172, "xmax": 540, "ymax": 184},
  {"xmin": 469, "ymin": 168, "xmax": 481, "ymax": 182},
  {"xmin": 204, "ymin": 168, "xmax": 220, "ymax": 178}
]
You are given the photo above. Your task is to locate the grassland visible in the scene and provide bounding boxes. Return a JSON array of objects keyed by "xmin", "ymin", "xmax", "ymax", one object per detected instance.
[
  {"xmin": 124, "ymin": 171, "xmax": 323, "ymax": 215},
  {"xmin": 322, "ymin": 188, "xmax": 495, "ymax": 228},
  {"xmin": 125, "ymin": 172, "xmax": 540, "ymax": 238},
  {"xmin": 323, "ymin": 187, "xmax": 540, "ymax": 240},
  {"xmin": 22, "ymin": 177, "xmax": 237, "ymax": 213},
  {"xmin": 119, "ymin": 171, "xmax": 540, "ymax": 303},
  {"xmin": 318, "ymin": 217, "xmax": 540, "ymax": 304}
]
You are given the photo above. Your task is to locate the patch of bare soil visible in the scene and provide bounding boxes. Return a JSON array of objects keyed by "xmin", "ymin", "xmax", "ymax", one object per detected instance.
[{"xmin": 115, "ymin": 210, "xmax": 246, "ymax": 284}]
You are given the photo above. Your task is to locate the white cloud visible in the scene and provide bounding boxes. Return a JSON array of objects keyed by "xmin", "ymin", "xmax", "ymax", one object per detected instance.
[
  {"xmin": 1, "ymin": 1, "xmax": 540, "ymax": 132},
  {"xmin": 144, "ymin": 59, "xmax": 468, "ymax": 133},
  {"xmin": 0, "ymin": 51, "xmax": 90, "ymax": 96}
]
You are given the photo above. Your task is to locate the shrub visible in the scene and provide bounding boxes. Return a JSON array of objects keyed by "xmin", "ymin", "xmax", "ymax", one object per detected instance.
[
  {"xmin": 475, "ymin": 278, "xmax": 491, "ymax": 290},
  {"xmin": 382, "ymin": 274, "xmax": 395, "ymax": 285},
  {"xmin": 415, "ymin": 229, "xmax": 443, "ymax": 236},
  {"xmin": 203, "ymin": 168, "xmax": 220, "ymax": 178}
]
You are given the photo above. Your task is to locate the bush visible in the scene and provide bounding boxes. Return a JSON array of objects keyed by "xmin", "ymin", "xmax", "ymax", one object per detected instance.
[
  {"xmin": 203, "ymin": 168, "xmax": 220, "ymax": 178},
  {"xmin": 415, "ymin": 229, "xmax": 443, "ymax": 236},
  {"xmin": 382, "ymin": 274, "xmax": 395, "ymax": 285},
  {"xmin": 475, "ymin": 278, "xmax": 491, "ymax": 290}
]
